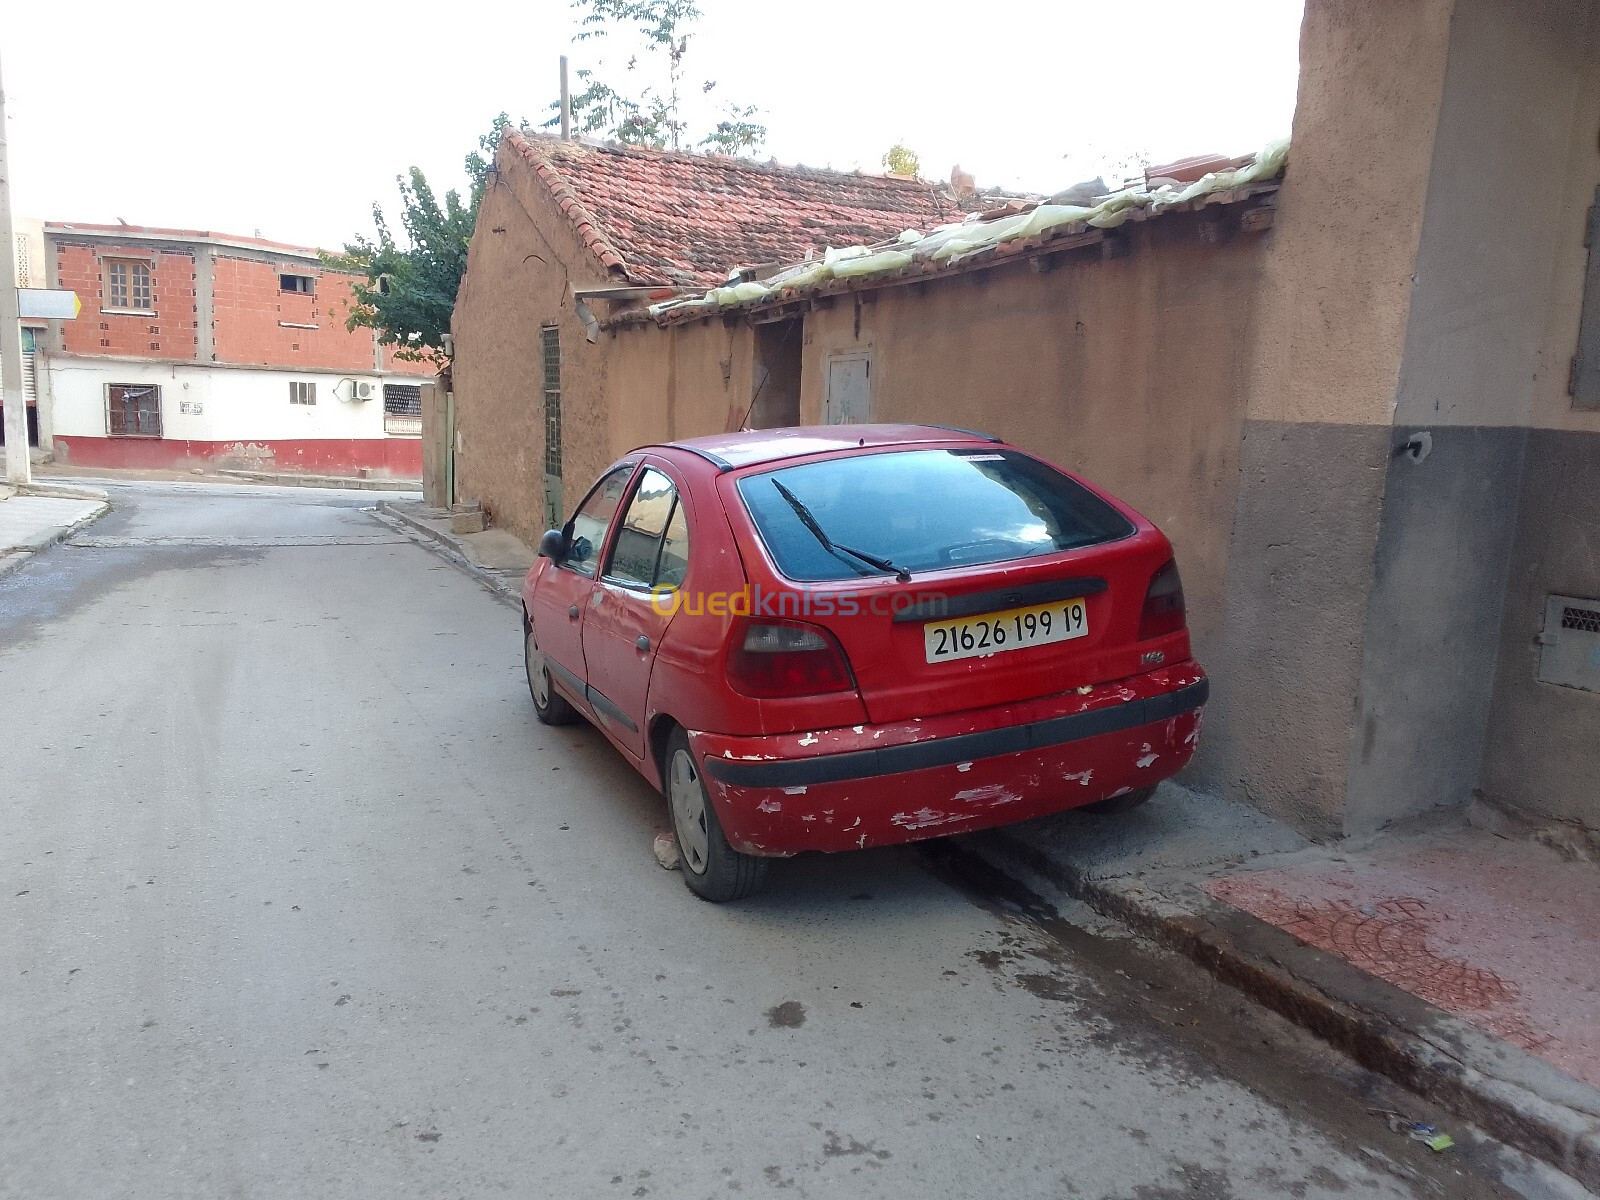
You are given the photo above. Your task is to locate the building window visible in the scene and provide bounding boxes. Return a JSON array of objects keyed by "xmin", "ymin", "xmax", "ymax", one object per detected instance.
[
  {"xmin": 383, "ymin": 383, "xmax": 422, "ymax": 435},
  {"xmin": 105, "ymin": 259, "xmax": 153, "ymax": 312},
  {"xmin": 542, "ymin": 324, "xmax": 563, "ymax": 528},
  {"xmin": 1573, "ymin": 184, "xmax": 1600, "ymax": 410},
  {"xmin": 289, "ymin": 381, "xmax": 316, "ymax": 405},
  {"xmin": 107, "ymin": 384, "xmax": 162, "ymax": 437},
  {"xmin": 280, "ymin": 273, "xmax": 315, "ymax": 295}
]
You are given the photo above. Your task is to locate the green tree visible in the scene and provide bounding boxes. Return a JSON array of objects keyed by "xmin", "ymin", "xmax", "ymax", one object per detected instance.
[
  {"xmin": 882, "ymin": 143, "xmax": 921, "ymax": 178},
  {"xmin": 324, "ymin": 114, "xmax": 515, "ymax": 366},
  {"xmin": 552, "ymin": 0, "xmax": 766, "ymax": 154}
]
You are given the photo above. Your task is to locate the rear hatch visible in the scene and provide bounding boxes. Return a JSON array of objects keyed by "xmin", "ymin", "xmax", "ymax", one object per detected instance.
[{"xmin": 728, "ymin": 446, "xmax": 1179, "ymax": 726}]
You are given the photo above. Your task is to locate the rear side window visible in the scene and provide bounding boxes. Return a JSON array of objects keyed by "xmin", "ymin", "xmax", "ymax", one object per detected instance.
[
  {"xmin": 737, "ymin": 449, "xmax": 1134, "ymax": 582},
  {"xmin": 656, "ymin": 501, "xmax": 690, "ymax": 589}
]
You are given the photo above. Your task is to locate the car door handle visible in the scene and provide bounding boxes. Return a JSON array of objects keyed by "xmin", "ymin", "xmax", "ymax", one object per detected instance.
[
  {"xmin": 635, "ymin": 636, "xmax": 650, "ymax": 652},
  {"xmin": 568, "ymin": 604, "xmax": 580, "ymax": 619}
]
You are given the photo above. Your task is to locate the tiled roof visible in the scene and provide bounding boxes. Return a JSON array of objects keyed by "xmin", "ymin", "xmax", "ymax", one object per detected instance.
[
  {"xmin": 505, "ymin": 130, "xmax": 972, "ymax": 288},
  {"xmin": 622, "ymin": 138, "xmax": 1290, "ymax": 329}
]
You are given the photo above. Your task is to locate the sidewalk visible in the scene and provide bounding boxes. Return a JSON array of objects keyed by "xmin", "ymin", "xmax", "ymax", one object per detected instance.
[
  {"xmin": 962, "ymin": 794, "xmax": 1600, "ymax": 1191},
  {"xmin": 0, "ymin": 483, "xmax": 110, "ymax": 580},
  {"xmin": 38, "ymin": 463, "xmax": 420, "ymax": 492},
  {"xmin": 383, "ymin": 501, "xmax": 1600, "ymax": 1191},
  {"xmin": 375, "ymin": 500, "xmax": 533, "ymax": 607},
  {"xmin": 217, "ymin": 469, "xmax": 421, "ymax": 492}
]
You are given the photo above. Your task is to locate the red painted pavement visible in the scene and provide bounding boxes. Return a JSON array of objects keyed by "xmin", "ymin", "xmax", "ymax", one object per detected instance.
[
  {"xmin": 54, "ymin": 435, "xmax": 422, "ymax": 480},
  {"xmin": 1203, "ymin": 834, "xmax": 1600, "ymax": 1088}
]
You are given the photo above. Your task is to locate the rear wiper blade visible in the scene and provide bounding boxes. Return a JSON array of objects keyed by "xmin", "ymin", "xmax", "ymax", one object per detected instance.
[{"xmin": 771, "ymin": 479, "xmax": 911, "ymax": 582}]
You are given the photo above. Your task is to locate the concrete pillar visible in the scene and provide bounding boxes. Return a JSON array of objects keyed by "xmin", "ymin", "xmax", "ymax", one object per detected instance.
[
  {"xmin": 421, "ymin": 381, "xmax": 448, "ymax": 508},
  {"xmin": 1343, "ymin": 0, "xmax": 1597, "ymax": 834},
  {"xmin": 1195, "ymin": 0, "xmax": 1600, "ymax": 839},
  {"xmin": 194, "ymin": 243, "xmax": 216, "ymax": 362},
  {"xmin": 1194, "ymin": 0, "xmax": 1458, "ymax": 837},
  {"xmin": 1407, "ymin": 0, "xmax": 1600, "ymax": 839}
]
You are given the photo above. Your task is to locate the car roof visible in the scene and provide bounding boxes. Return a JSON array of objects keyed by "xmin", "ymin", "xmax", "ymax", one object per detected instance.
[{"xmin": 644, "ymin": 424, "xmax": 1001, "ymax": 472}]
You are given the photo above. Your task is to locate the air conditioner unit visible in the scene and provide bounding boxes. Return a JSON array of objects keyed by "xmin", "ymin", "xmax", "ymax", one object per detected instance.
[{"xmin": 352, "ymin": 380, "xmax": 379, "ymax": 402}]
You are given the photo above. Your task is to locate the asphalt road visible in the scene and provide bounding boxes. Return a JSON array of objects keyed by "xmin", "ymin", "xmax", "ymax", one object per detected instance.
[{"xmin": 0, "ymin": 482, "xmax": 1555, "ymax": 1200}]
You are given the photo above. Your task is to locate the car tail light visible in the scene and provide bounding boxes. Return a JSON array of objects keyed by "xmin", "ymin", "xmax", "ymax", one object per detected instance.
[
  {"xmin": 726, "ymin": 620, "xmax": 856, "ymax": 699},
  {"xmin": 1138, "ymin": 560, "xmax": 1186, "ymax": 640}
]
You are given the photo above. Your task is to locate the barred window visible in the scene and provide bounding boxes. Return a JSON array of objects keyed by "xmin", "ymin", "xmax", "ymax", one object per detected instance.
[
  {"xmin": 107, "ymin": 384, "xmax": 162, "ymax": 437},
  {"xmin": 542, "ymin": 325, "xmax": 562, "ymax": 479},
  {"xmin": 383, "ymin": 383, "xmax": 423, "ymax": 435},
  {"xmin": 289, "ymin": 381, "xmax": 316, "ymax": 405}
]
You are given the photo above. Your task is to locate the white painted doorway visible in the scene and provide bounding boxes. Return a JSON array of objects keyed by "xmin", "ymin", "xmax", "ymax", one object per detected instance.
[{"xmin": 824, "ymin": 351, "xmax": 872, "ymax": 424}]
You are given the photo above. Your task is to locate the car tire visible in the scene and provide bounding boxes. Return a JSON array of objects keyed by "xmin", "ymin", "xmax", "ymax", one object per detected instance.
[
  {"xmin": 525, "ymin": 619, "xmax": 578, "ymax": 726},
  {"xmin": 1083, "ymin": 784, "xmax": 1157, "ymax": 815},
  {"xmin": 663, "ymin": 727, "xmax": 769, "ymax": 903}
]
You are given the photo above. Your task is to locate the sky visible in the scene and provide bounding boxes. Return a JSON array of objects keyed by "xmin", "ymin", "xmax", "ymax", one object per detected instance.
[{"xmin": 5, "ymin": 0, "xmax": 1305, "ymax": 251}]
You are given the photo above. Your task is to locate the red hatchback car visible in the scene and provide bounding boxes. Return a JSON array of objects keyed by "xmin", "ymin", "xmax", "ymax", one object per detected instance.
[{"xmin": 522, "ymin": 426, "xmax": 1207, "ymax": 901}]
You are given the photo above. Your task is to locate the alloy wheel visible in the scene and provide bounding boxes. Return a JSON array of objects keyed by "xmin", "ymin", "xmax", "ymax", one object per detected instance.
[
  {"xmin": 525, "ymin": 629, "xmax": 550, "ymax": 708},
  {"xmin": 669, "ymin": 748, "xmax": 710, "ymax": 874}
]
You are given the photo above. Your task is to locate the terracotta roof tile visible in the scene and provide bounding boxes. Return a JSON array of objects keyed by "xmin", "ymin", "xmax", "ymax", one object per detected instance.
[{"xmin": 506, "ymin": 130, "xmax": 970, "ymax": 288}]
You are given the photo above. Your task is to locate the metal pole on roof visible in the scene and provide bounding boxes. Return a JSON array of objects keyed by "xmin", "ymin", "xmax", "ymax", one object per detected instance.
[
  {"xmin": 0, "ymin": 49, "xmax": 31, "ymax": 486},
  {"xmin": 559, "ymin": 56, "xmax": 571, "ymax": 140}
]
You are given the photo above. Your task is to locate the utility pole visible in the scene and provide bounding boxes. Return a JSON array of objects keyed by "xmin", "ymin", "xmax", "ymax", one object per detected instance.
[
  {"xmin": 0, "ymin": 49, "xmax": 30, "ymax": 486},
  {"xmin": 560, "ymin": 55, "xmax": 571, "ymax": 140}
]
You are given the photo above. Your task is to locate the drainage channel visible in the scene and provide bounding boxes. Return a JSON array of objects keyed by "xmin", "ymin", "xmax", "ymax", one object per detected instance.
[{"xmin": 912, "ymin": 838, "xmax": 1568, "ymax": 1200}]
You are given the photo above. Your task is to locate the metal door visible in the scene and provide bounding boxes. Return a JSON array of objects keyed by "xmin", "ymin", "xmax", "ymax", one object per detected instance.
[{"xmin": 824, "ymin": 352, "xmax": 871, "ymax": 424}]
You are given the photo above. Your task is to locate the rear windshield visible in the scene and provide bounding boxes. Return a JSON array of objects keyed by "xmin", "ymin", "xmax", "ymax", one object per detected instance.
[{"xmin": 737, "ymin": 449, "xmax": 1135, "ymax": 582}]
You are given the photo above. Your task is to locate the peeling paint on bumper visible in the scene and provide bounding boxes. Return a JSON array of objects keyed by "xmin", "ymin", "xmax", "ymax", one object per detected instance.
[{"xmin": 688, "ymin": 662, "xmax": 1206, "ymax": 856}]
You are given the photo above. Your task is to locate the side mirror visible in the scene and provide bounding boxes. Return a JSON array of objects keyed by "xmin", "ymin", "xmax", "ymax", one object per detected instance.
[{"xmin": 538, "ymin": 529, "xmax": 567, "ymax": 560}]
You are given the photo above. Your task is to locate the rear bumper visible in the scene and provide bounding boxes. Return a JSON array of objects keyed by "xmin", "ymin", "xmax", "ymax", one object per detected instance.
[{"xmin": 688, "ymin": 662, "xmax": 1207, "ymax": 855}]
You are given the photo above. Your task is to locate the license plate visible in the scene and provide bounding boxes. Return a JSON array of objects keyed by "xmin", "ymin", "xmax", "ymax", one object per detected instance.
[{"xmin": 924, "ymin": 598, "xmax": 1089, "ymax": 664}]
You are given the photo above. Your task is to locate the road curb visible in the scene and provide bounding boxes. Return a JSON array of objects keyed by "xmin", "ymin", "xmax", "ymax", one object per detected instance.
[
  {"xmin": 0, "ymin": 499, "xmax": 111, "ymax": 580},
  {"xmin": 375, "ymin": 502, "xmax": 521, "ymax": 610},
  {"xmin": 219, "ymin": 470, "xmax": 422, "ymax": 492},
  {"xmin": 963, "ymin": 824, "xmax": 1600, "ymax": 1191},
  {"xmin": 21, "ymin": 482, "xmax": 111, "ymax": 502}
]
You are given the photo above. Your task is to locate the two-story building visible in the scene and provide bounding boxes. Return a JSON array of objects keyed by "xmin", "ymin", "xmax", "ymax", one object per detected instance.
[{"xmin": 24, "ymin": 223, "xmax": 434, "ymax": 479}]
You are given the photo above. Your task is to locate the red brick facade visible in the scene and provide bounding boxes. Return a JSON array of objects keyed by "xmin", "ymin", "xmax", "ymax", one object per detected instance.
[
  {"xmin": 56, "ymin": 242, "xmax": 199, "ymax": 360},
  {"xmin": 47, "ymin": 225, "xmax": 433, "ymax": 377},
  {"xmin": 210, "ymin": 254, "xmax": 421, "ymax": 371}
]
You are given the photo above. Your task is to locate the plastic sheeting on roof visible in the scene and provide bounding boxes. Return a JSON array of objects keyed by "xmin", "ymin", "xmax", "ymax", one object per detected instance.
[{"xmin": 649, "ymin": 137, "xmax": 1288, "ymax": 322}]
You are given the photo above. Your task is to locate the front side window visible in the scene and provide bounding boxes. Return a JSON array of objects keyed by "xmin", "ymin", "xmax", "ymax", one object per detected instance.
[
  {"xmin": 737, "ymin": 449, "xmax": 1134, "ymax": 582},
  {"xmin": 604, "ymin": 469, "xmax": 686, "ymax": 589},
  {"xmin": 564, "ymin": 467, "xmax": 633, "ymax": 577},
  {"xmin": 107, "ymin": 384, "xmax": 162, "ymax": 437},
  {"xmin": 105, "ymin": 259, "xmax": 153, "ymax": 311}
]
